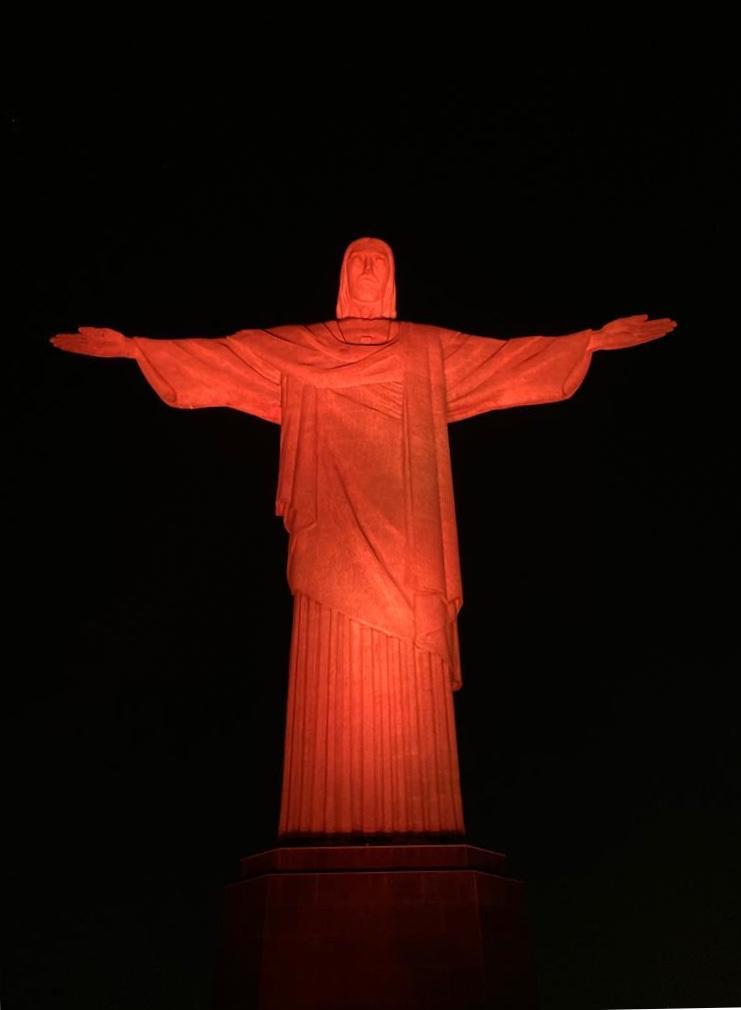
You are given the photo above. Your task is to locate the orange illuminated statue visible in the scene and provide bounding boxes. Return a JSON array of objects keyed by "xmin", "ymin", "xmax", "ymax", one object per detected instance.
[{"xmin": 52, "ymin": 237, "xmax": 675, "ymax": 840}]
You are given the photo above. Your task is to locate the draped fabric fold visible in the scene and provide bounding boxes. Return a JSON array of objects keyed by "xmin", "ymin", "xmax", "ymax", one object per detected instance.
[
  {"xmin": 273, "ymin": 321, "xmax": 463, "ymax": 688},
  {"xmin": 401, "ymin": 326, "xmax": 463, "ymax": 686},
  {"xmin": 132, "ymin": 320, "xmax": 594, "ymax": 692}
]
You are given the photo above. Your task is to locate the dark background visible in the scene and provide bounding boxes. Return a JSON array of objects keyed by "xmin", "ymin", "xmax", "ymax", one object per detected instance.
[{"xmin": 5, "ymin": 54, "xmax": 739, "ymax": 1008}]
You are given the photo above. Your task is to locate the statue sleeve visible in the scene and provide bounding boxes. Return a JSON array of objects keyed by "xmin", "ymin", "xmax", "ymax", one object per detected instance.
[
  {"xmin": 130, "ymin": 331, "xmax": 282, "ymax": 424},
  {"xmin": 442, "ymin": 328, "xmax": 595, "ymax": 422}
]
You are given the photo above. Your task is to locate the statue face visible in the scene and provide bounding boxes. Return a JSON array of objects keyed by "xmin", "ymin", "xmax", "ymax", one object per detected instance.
[
  {"xmin": 346, "ymin": 248, "xmax": 390, "ymax": 304},
  {"xmin": 337, "ymin": 236, "xmax": 396, "ymax": 320}
]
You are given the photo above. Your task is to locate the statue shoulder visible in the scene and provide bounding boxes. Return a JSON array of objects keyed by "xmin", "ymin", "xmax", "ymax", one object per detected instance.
[
  {"xmin": 402, "ymin": 321, "xmax": 462, "ymax": 344},
  {"xmin": 232, "ymin": 321, "xmax": 324, "ymax": 343},
  {"xmin": 312, "ymin": 320, "xmax": 341, "ymax": 340}
]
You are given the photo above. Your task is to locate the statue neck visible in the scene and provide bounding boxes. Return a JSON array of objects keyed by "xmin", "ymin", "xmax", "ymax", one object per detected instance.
[{"xmin": 335, "ymin": 317, "xmax": 398, "ymax": 345}]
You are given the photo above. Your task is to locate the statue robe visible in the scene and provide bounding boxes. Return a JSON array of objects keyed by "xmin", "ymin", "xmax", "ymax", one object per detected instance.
[{"xmin": 130, "ymin": 320, "xmax": 594, "ymax": 835}]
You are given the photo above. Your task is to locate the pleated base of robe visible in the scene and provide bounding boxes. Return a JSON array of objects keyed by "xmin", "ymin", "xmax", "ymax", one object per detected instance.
[{"xmin": 278, "ymin": 594, "xmax": 465, "ymax": 837}]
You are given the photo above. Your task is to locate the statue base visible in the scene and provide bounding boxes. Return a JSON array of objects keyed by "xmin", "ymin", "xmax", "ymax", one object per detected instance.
[{"xmin": 215, "ymin": 844, "xmax": 538, "ymax": 1009}]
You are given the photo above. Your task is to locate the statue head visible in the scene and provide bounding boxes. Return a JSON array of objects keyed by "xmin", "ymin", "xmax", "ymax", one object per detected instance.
[{"xmin": 336, "ymin": 237, "xmax": 397, "ymax": 320}]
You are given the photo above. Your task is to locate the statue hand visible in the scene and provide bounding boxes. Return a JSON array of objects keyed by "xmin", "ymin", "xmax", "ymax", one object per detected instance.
[
  {"xmin": 50, "ymin": 327, "xmax": 135, "ymax": 358},
  {"xmin": 591, "ymin": 314, "xmax": 677, "ymax": 351}
]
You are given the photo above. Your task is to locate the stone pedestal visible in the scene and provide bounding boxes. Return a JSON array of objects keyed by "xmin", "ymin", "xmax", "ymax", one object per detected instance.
[{"xmin": 215, "ymin": 844, "xmax": 538, "ymax": 1010}]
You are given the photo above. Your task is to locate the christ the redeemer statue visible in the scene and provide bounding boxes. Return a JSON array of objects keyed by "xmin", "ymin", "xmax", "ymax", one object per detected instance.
[{"xmin": 52, "ymin": 237, "xmax": 675, "ymax": 840}]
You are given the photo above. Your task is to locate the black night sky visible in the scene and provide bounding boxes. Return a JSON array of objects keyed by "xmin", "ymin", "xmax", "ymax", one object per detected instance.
[{"xmin": 5, "ymin": 53, "xmax": 739, "ymax": 1009}]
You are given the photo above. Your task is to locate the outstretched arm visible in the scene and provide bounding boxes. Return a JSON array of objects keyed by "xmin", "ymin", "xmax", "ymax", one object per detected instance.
[
  {"xmin": 51, "ymin": 326, "xmax": 282, "ymax": 424},
  {"xmin": 443, "ymin": 315, "xmax": 676, "ymax": 422}
]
